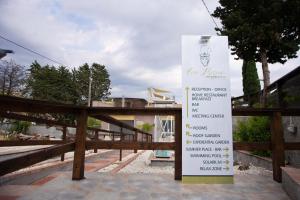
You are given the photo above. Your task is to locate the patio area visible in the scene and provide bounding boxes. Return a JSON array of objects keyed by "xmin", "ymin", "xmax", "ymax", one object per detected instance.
[{"xmin": 0, "ymin": 172, "xmax": 290, "ymax": 200}]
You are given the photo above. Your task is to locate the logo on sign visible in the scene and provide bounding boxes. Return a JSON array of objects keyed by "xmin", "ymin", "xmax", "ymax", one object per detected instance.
[
  {"xmin": 199, "ymin": 45, "xmax": 210, "ymax": 67},
  {"xmin": 199, "ymin": 36, "xmax": 211, "ymax": 68}
]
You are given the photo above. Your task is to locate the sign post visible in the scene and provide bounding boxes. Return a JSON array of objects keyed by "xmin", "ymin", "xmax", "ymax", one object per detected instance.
[{"xmin": 181, "ymin": 35, "xmax": 233, "ymax": 184}]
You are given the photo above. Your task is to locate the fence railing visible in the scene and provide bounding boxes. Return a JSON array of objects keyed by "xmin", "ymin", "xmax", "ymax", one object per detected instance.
[{"xmin": 0, "ymin": 95, "xmax": 300, "ymax": 183}]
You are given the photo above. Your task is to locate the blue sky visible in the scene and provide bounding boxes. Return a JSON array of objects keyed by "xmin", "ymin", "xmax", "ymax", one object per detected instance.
[{"xmin": 0, "ymin": 0, "xmax": 299, "ymax": 102}]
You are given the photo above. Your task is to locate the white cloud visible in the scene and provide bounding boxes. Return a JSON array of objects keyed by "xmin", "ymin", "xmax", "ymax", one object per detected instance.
[{"xmin": 0, "ymin": 0, "xmax": 299, "ymax": 102}]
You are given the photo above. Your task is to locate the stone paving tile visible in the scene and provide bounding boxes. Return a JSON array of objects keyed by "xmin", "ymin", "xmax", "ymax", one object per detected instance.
[
  {"xmin": 31, "ymin": 175, "xmax": 57, "ymax": 186},
  {"xmin": 3, "ymin": 171, "xmax": 290, "ymax": 200},
  {"xmin": 0, "ymin": 185, "xmax": 39, "ymax": 196},
  {"xmin": 0, "ymin": 195, "xmax": 19, "ymax": 200}
]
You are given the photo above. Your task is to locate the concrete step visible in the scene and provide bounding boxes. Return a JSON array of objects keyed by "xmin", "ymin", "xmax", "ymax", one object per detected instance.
[{"xmin": 282, "ymin": 167, "xmax": 300, "ymax": 200}]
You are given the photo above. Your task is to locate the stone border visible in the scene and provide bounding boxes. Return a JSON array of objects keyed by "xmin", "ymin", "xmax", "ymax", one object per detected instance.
[{"xmin": 234, "ymin": 150, "xmax": 272, "ymax": 171}]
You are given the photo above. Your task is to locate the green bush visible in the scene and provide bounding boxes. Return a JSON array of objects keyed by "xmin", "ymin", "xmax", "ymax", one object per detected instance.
[
  {"xmin": 10, "ymin": 120, "xmax": 31, "ymax": 134},
  {"xmin": 234, "ymin": 116, "xmax": 271, "ymax": 157},
  {"xmin": 137, "ymin": 123, "xmax": 154, "ymax": 133},
  {"xmin": 87, "ymin": 117, "xmax": 101, "ymax": 128}
]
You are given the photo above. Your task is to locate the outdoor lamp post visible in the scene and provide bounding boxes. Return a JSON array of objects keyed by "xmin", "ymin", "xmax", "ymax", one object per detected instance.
[{"xmin": 0, "ymin": 49, "xmax": 13, "ymax": 59}]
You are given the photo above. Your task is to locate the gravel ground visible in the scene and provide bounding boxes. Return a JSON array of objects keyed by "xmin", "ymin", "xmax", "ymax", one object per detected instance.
[
  {"xmin": 98, "ymin": 151, "xmax": 142, "ymax": 173},
  {"xmin": 119, "ymin": 150, "xmax": 174, "ymax": 174},
  {"xmin": 119, "ymin": 150, "xmax": 273, "ymax": 176}
]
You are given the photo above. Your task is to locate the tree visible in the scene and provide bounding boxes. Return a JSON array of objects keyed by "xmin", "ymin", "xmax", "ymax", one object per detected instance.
[
  {"xmin": 24, "ymin": 61, "xmax": 78, "ymax": 104},
  {"xmin": 74, "ymin": 63, "xmax": 111, "ymax": 106},
  {"xmin": 24, "ymin": 61, "xmax": 79, "ymax": 124},
  {"xmin": 0, "ymin": 59, "xmax": 26, "ymax": 96},
  {"xmin": 242, "ymin": 60, "xmax": 261, "ymax": 106},
  {"xmin": 213, "ymin": 0, "xmax": 300, "ymax": 105}
]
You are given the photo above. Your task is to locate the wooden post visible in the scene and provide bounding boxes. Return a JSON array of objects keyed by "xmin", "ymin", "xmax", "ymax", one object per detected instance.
[
  {"xmin": 134, "ymin": 131, "xmax": 138, "ymax": 153},
  {"xmin": 61, "ymin": 126, "xmax": 67, "ymax": 161},
  {"xmin": 94, "ymin": 131, "xmax": 98, "ymax": 153},
  {"xmin": 174, "ymin": 112, "xmax": 182, "ymax": 180},
  {"xmin": 271, "ymin": 111, "xmax": 285, "ymax": 182},
  {"xmin": 72, "ymin": 110, "xmax": 87, "ymax": 180},
  {"xmin": 120, "ymin": 128, "xmax": 123, "ymax": 161}
]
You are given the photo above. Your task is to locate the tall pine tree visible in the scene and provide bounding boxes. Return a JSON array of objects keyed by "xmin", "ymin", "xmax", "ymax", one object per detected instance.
[{"xmin": 213, "ymin": 0, "xmax": 300, "ymax": 106}]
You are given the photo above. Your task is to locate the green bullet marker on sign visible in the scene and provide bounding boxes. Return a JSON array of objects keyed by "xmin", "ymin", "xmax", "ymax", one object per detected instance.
[
  {"xmin": 224, "ymin": 160, "xmax": 230, "ymax": 165},
  {"xmin": 223, "ymin": 166, "xmax": 230, "ymax": 171},
  {"xmin": 223, "ymin": 153, "xmax": 229, "ymax": 158},
  {"xmin": 186, "ymin": 140, "xmax": 192, "ymax": 144},
  {"xmin": 223, "ymin": 147, "xmax": 229, "ymax": 151}
]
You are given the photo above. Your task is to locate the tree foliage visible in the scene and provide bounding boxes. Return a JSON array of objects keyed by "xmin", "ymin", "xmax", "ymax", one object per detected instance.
[
  {"xmin": 213, "ymin": 0, "xmax": 300, "ymax": 63},
  {"xmin": 9, "ymin": 120, "xmax": 31, "ymax": 134},
  {"xmin": 242, "ymin": 60, "xmax": 261, "ymax": 106},
  {"xmin": 24, "ymin": 61, "xmax": 111, "ymax": 106},
  {"xmin": 0, "ymin": 59, "xmax": 26, "ymax": 96},
  {"xmin": 213, "ymin": 0, "xmax": 300, "ymax": 105},
  {"xmin": 137, "ymin": 123, "xmax": 154, "ymax": 133},
  {"xmin": 24, "ymin": 61, "xmax": 78, "ymax": 104},
  {"xmin": 74, "ymin": 63, "xmax": 111, "ymax": 105},
  {"xmin": 234, "ymin": 116, "xmax": 271, "ymax": 157}
]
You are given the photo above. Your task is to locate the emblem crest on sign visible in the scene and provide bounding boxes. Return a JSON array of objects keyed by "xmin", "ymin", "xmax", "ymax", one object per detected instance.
[
  {"xmin": 199, "ymin": 45, "xmax": 210, "ymax": 67},
  {"xmin": 199, "ymin": 36, "xmax": 211, "ymax": 67}
]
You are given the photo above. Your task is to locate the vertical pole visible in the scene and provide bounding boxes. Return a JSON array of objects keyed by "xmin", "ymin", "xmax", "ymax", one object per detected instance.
[
  {"xmin": 72, "ymin": 110, "xmax": 87, "ymax": 180},
  {"xmin": 271, "ymin": 111, "xmax": 285, "ymax": 182},
  {"xmin": 134, "ymin": 131, "xmax": 138, "ymax": 153},
  {"xmin": 94, "ymin": 130, "xmax": 98, "ymax": 153},
  {"xmin": 120, "ymin": 127, "xmax": 123, "ymax": 161},
  {"xmin": 61, "ymin": 126, "xmax": 67, "ymax": 161},
  {"xmin": 175, "ymin": 112, "xmax": 182, "ymax": 180}
]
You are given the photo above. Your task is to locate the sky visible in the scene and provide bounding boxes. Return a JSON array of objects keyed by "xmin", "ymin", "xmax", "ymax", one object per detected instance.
[{"xmin": 0, "ymin": 0, "xmax": 299, "ymax": 103}]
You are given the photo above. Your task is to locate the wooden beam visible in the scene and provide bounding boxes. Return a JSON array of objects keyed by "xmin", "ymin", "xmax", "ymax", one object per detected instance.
[
  {"xmin": 134, "ymin": 131, "xmax": 138, "ymax": 153},
  {"xmin": 0, "ymin": 142, "xmax": 74, "ymax": 176},
  {"xmin": 233, "ymin": 142, "xmax": 271, "ymax": 151},
  {"xmin": 72, "ymin": 110, "xmax": 87, "ymax": 180},
  {"xmin": 0, "ymin": 112, "xmax": 117, "ymax": 135},
  {"xmin": 93, "ymin": 114, "xmax": 151, "ymax": 136},
  {"xmin": 232, "ymin": 108, "xmax": 274, "ymax": 116},
  {"xmin": 94, "ymin": 131, "xmax": 99, "ymax": 153},
  {"xmin": 86, "ymin": 141, "xmax": 175, "ymax": 150},
  {"xmin": 0, "ymin": 140, "xmax": 66, "ymax": 146},
  {"xmin": 120, "ymin": 128, "xmax": 123, "ymax": 161},
  {"xmin": 174, "ymin": 112, "xmax": 182, "ymax": 180},
  {"xmin": 0, "ymin": 112, "xmax": 75, "ymax": 127},
  {"xmin": 61, "ymin": 126, "xmax": 67, "ymax": 161},
  {"xmin": 0, "ymin": 95, "xmax": 82, "ymax": 114},
  {"xmin": 285, "ymin": 142, "xmax": 300, "ymax": 150},
  {"xmin": 88, "ymin": 107, "xmax": 181, "ymax": 116},
  {"xmin": 271, "ymin": 112, "xmax": 285, "ymax": 182},
  {"xmin": 89, "ymin": 106, "xmax": 300, "ymax": 117}
]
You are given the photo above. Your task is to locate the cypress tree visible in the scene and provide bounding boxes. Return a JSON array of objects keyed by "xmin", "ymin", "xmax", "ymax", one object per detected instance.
[{"xmin": 242, "ymin": 60, "xmax": 261, "ymax": 106}]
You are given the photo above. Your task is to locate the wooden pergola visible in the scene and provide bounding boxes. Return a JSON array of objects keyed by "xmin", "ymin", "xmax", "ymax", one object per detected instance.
[{"xmin": 0, "ymin": 95, "xmax": 299, "ymax": 182}]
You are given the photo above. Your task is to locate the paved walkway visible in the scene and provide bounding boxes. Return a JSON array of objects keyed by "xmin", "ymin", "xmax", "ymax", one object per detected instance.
[
  {"xmin": 0, "ymin": 149, "xmax": 290, "ymax": 200},
  {"xmin": 0, "ymin": 172, "xmax": 290, "ymax": 200}
]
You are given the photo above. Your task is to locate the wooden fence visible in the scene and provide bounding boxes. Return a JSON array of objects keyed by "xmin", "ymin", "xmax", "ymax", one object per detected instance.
[{"xmin": 0, "ymin": 95, "xmax": 300, "ymax": 182}]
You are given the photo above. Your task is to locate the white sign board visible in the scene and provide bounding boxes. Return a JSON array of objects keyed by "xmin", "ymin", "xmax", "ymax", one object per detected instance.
[{"xmin": 182, "ymin": 35, "xmax": 233, "ymax": 183}]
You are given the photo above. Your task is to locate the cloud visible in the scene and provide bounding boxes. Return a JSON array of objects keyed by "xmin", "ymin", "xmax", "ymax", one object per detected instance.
[{"xmin": 0, "ymin": 0, "xmax": 299, "ymax": 102}]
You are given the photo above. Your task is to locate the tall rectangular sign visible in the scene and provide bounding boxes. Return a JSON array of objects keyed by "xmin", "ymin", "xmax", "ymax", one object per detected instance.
[{"xmin": 182, "ymin": 35, "xmax": 233, "ymax": 184}]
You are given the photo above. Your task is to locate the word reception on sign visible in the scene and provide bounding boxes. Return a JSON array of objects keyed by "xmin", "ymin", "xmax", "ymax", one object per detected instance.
[{"xmin": 181, "ymin": 35, "xmax": 233, "ymax": 184}]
